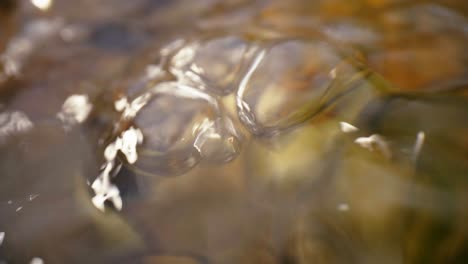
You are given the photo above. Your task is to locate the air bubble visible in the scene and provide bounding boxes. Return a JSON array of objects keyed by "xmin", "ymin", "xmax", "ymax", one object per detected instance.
[
  {"xmin": 127, "ymin": 82, "xmax": 241, "ymax": 176},
  {"xmin": 236, "ymin": 39, "xmax": 362, "ymax": 137},
  {"xmin": 193, "ymin": 114, "xmax": 243, "ymax": 163},
  {"xmin": 170, "ymin": 36, "xmax": 253, "ymax": 95}
]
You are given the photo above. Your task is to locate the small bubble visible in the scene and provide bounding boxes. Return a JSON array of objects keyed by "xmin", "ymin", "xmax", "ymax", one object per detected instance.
[
  {"xmin": 193, "ymin": 116, "xmax": 242, "ymax": 163},
  {"xmin": 170, "ymin": 36, "xmax": 252, "ymax": 95}
]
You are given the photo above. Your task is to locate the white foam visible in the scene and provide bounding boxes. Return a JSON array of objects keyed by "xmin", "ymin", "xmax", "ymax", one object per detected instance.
[
  {"xmin": 355, "ymin": 134, "xmax": 391, "ymax": 158},
  {"xmin": 339, "ymin": 121, "xmax": 358, "ymax": 133}
]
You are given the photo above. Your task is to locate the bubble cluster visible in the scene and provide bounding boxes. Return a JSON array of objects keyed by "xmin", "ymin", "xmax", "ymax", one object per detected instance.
[
  {"xmin": 129, "ymin": 81, "xmax": 242, "ymax": 176},
  {"xmin": 170, "ymin": 36, "xmax": 254, "ymax": 95},
  {"xmin": 101, "ymin": 36, "xmax": 369, "ymax": 180}
]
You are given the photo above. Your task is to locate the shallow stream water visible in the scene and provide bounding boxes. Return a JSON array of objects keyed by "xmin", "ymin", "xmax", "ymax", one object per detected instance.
[{"xmin": 0, "ymin": 0, "xmax": 467, "ymax": 263}]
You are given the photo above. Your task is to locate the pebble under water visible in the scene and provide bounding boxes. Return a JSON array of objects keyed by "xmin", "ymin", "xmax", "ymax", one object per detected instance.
[{"xmin": 0, "ymin": 0, "xmax": 468, "ymax": 263}]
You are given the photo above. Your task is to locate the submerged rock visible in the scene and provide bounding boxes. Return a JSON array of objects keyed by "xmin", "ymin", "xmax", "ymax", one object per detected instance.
[{"xmin": 0, "ymin": 0, "xmax": 467, "ymax": 263}]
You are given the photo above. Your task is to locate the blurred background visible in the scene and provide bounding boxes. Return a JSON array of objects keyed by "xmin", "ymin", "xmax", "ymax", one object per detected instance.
[{"xmin": 0, "ymin": 0, "xmax": 467, "ymax": 263}]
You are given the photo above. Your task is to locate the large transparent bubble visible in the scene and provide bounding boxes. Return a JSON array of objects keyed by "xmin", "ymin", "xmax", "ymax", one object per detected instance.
[
  {"xmin": 127, "ymin": 81, "xmax": 242, "ymax": 176},
  {"xmin": 236, "ymin": 39, "xmax": 366, "ymax": 138}
]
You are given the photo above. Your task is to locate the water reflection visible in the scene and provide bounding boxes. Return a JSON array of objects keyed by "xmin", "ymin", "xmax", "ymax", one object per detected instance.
[{"xmin": 0, "ymin": 0, "xmax": 467, "ymax": 263}]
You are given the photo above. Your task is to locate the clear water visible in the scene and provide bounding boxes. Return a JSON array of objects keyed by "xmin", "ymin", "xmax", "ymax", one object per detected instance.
[{"xmin": 0, "ymin": 0, "xmax": 467, "ymax": 263}]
